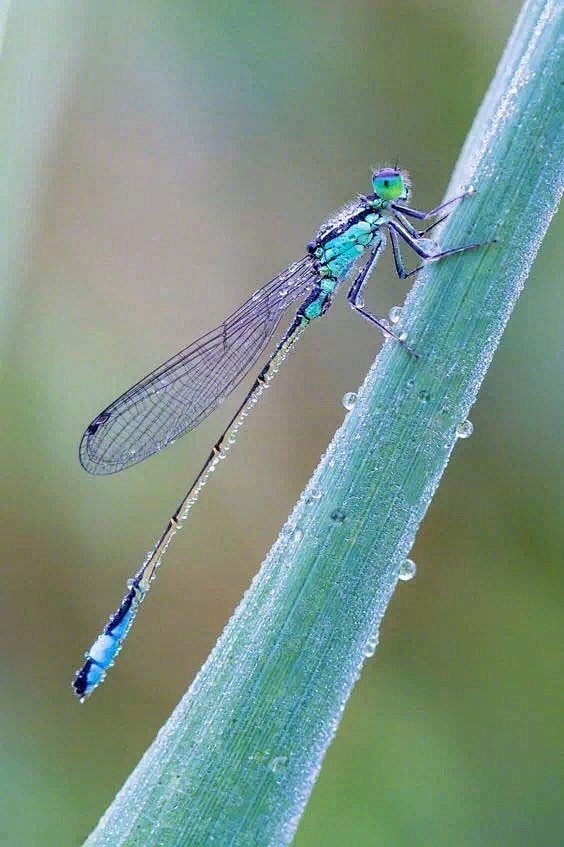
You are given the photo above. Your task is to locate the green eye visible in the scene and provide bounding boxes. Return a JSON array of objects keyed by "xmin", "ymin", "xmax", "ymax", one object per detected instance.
[{"xmin": 372, "ymin": 168, "xmax": 407, "ymax": 201}]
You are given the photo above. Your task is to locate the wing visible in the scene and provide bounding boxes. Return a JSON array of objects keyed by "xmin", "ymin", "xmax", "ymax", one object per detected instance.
[{"xmin": 79, "ymin": 256, "xmax": 318, "ymax": 474}]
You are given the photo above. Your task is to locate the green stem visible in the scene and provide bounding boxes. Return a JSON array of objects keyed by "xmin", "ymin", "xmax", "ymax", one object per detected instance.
[{"xmin": 84, "ymin": 1, "xmax": 562, "ymax": 844}]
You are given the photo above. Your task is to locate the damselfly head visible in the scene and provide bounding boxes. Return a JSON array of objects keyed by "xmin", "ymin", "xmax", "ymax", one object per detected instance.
[{"xmin": 371, "ymin": 167, "xmax": 410, "ymax": 202}]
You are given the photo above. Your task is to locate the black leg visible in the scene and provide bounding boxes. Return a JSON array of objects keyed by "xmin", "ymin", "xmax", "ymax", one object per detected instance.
[
  {"xmin": 389, "ymin": 225, "xmax": 423, "ymax": 279},
  {"xmin": 393, "ymin": 211, "xmax": 449, "ymax": 239},
  {"xmin": 388, "ymin": 219, "xmax": 485, "ymax": 279},
  {"xmin": 347, "ymin": 245, "xmax": 419, "ymax": 359},
  {"xmin": 347, "ymin": 244, "xmax": 379, "ymax": 302},
  {"xmin": 391, "ymin": 187, "xmax": 475, "ymax": 221}
]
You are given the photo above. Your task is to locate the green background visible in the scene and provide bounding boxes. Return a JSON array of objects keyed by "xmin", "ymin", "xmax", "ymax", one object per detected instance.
[{"xmin": 1, "ymin": 2, "xmax": 561, "ymax": 845}]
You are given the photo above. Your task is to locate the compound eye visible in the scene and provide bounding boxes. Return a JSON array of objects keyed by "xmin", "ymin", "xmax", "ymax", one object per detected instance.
[{"xmin": 371, "ymin": 168, "xmax": 405, "ymax": 201}]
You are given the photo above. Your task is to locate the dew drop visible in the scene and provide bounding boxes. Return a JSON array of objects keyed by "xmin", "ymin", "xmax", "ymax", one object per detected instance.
[
  {"xmin": 308, "ymin": 488, "xmax": 322, "ymax": 501},
  {"xmin": 388, "ymin": 305, "xmax": 403, "ymax": 324},
  {"xmin": 356, "ymin": 295, "xmax": 365, "ymax": 308},
  {"xmin": 418, "ymin": 389, "xmax": 431, "ymax": 403},
  {"xmin": 398, "ymin": 330, "xmax": 407, "ymax": 342},
  {"xmin": 456, "ymin": 419, "xmax": 474, "ymax": 439},
  {"xmin": 364, "ymin": 636, "xmax": 379, "ymax": 657},
  {"xmin": 342, "ymin": 391, "xmax": 357, "ymax": 411},
  {"xmin": 268, "ymin": 755, "xmax": 288, "ymax": 773},
  {"xmin": 398, "ymin": 558, "xmax": 417, "ymax": 581},
  {"xmin": 330, "ymin": 508, "xmax": 346, "ymax": 524},
  {"xmin": 418, "ymin": 237, "xmax": 440, "ymax": 256}
]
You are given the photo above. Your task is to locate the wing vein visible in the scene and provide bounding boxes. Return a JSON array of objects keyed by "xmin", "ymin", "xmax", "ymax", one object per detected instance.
[{"xmin": 79, "ymin": 256, "xmax": 317, "ymax": 474}]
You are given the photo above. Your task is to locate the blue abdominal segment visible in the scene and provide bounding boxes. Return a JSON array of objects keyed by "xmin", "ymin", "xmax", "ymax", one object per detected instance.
[{"xmin": 73, "ymin": 581, "xmax": 144, "ymax": 700}]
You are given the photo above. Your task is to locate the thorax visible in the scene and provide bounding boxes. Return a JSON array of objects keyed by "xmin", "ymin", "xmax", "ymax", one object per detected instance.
[
  {"xmin": 309, "ymin": 198, "xmax": 387, "ymax": 289},
  {"xmin": 299, "ymin": 198, "xmax": 387, "ymax": 322}
]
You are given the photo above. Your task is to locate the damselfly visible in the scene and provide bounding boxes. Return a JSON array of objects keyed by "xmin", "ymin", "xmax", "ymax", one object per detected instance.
[{"xmin": 73, "ymin": 167, "xmax": 483, "ymax": 700}]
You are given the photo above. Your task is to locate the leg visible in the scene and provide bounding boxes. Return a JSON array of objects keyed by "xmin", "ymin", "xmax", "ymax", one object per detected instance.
[
  {"xmin": 389, "ymin": 225, "xmax": 425, "ymax": 279},
  {"xmin": 393, "ymin": 210, "xmax": 449, "ymax": 239},
  {"xmin": 347, "ymin": 244, "xmax": 378, "ymax": 303},
  {"xmin": 391, "ymin": 186, "xmax": 475, "ymax": 221},
  {"xmin": 388, "ymin": 219, "xmax": 485, "ymax": 280},
  {"xmin": 347, "ymin": 246, "xmax": 419, "ymax": 358}
]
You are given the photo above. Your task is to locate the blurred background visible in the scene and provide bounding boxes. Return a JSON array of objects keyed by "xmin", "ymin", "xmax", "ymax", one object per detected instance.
[{"xmin": 0, "ymin": 1, "xmax": 561, "ymax": 845}]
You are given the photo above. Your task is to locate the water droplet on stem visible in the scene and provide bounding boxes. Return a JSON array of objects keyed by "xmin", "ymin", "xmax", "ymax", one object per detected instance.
[
  {"xmin": 398, "ymin": 558, "xmax": 417, "ymax": 581},
  {"xmin": 342, "ymin": 392, "xmax": 357, "ymax": 411},
  {"xmin": 388, "ymin": 305, "xmax": 402, "ymax": 324},
  {"xmin": 330, "ymin": 509, "xmax": 346, "ymax": 524},
  {"xmin": 456, "ymin": 419, "xmax": 474, "ymax": 439}
]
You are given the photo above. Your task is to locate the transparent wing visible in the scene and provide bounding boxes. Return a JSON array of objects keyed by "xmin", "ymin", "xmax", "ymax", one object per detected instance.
[{"xmin": 79, "ymin": 256, "xmax": 317, "ymax": 474}]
